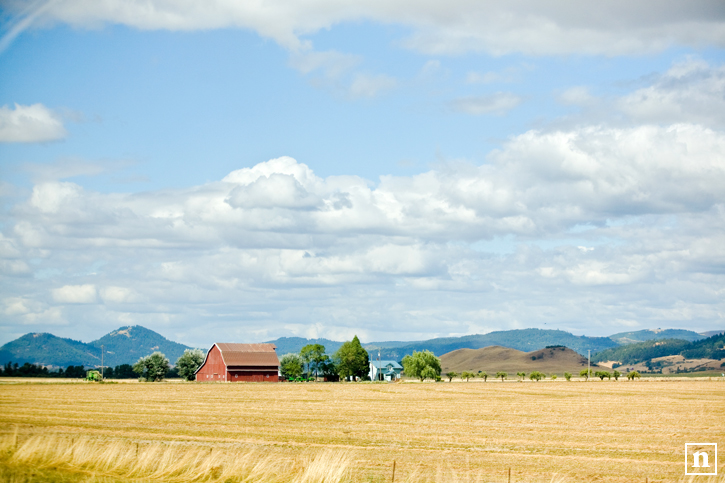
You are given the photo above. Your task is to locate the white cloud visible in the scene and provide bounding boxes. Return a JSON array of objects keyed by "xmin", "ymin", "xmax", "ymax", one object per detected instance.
[
  {"xmin": 100, "ymin": 286, "xmax": 141, "ymax": 304},
  {"xmin": 450, "ymin": 93, "xmax": 522, "ymax": 115},
  {"xmin": 288, "ymin": 49, "xmax": 360, "ymax": 78},
  {"xmin": 52, "ymin": 284, "xmax": 97, "ymax": 304},
  {"xmin": 618, "ymin": 59, "xmax": 725, "ymax": 127},
  {"xmin": 0, "ymin": 103, "xmax": 67, "ymax": 143},
  {"xmin": 4, "ymin": 1, "xmax": 723, "ymax": 56}
]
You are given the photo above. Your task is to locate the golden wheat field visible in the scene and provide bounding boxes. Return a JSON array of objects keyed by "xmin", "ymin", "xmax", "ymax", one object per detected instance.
[{"xmin": 0, "ymin": 378, "xmax": 723, "ymax": 483}]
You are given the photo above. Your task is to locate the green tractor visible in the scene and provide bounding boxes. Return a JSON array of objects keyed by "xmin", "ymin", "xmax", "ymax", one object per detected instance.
[{"xmin": 86, "ymin": 370, "xmax": 103, "ymax": 382}]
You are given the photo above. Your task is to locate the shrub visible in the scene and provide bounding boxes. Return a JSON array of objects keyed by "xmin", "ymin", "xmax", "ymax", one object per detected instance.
[{"xmin": 564, "ymin": 372, "xmax": 572, "ymax": 381}]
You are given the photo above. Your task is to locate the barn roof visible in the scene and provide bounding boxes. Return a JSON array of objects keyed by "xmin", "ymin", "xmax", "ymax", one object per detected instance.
[{"xmin": 216, "ymin": 343, "xmax": 279, "ymax": 367}]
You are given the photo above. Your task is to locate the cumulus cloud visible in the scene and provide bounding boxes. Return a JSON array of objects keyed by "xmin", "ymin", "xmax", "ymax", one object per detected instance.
[
  {"xmin": 51, "ymin": 285, "xmax": 97, "ymax": 304},
  {"xmin": 556, "ymin": 59, "xmax": 725, "ymax": 128},
  {"xmin": 618, "ymin": 59, "xmax": 725, "ymax": 127},
  {"xmin": 1, "ymin": 118, "xmax": 723, "ymax": 344},
  {"xmin": 3, "ymin": 1, "xmax": 723, "ymax": 56},
  {"xmin": 0, "ymin": 103, "xmax": 67, "ymax": 143}
]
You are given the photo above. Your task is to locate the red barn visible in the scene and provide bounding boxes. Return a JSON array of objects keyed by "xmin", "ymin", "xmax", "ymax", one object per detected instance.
[{"xmin": 195, "ymin": 343, "xmax": 280, "ymax": 382}]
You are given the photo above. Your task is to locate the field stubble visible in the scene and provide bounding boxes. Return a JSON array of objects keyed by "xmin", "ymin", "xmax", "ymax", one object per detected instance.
[{"xmin": 0, "ymin": 379, "xmax": 723, "ymax": 482}]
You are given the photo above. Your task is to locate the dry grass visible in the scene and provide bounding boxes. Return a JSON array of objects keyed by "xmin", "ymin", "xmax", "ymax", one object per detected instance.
[
  {"xmin": 0, "ymin": 379, "xmax": 723, "ymax": 482},
  {"xmin": 0, "ymin": 432, "xmax": 351, "ymax": 483}
]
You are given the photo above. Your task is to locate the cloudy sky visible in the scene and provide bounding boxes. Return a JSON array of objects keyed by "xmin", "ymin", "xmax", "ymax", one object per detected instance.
[{"xmin": 1, "ymin": 1, "xmax": 724, "ymax": 347}]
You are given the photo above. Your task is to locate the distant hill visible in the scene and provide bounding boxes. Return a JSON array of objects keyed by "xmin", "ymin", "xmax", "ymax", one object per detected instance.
[
  {"xmin": 89, "ymin": 326, "xmax": 191, "ymax": 367},
  {"xmin": 0, "ymin": 333, "xmax": 101, "ymax": 367},
  {"xmin": 608, "ymin": 329, "xmax": 705, "ymax": 345},
  {"xmin": 592, "ymin": 333, "xmax": 725, "ymax": 365},
  {"xmin": 440, "ymin": 345, "xmax": 596, "ymax": 374},
  {"xmin": 0, "ymin": 326, "xmax": 192, "ymax": 368},
  {"xmin": 699, "ymin": 330, "xmax": 725, "ymax": 338},
  {"xmin": 371, "ymin": 329, "xmax": 617, "ymax": 360},
  {"xmin": 269, "ymin": 337, "xmax": 345, "ymax": 356},
  {"xmin": 268, "ymin": 337, "xmax": 418, "ymax": 356}
]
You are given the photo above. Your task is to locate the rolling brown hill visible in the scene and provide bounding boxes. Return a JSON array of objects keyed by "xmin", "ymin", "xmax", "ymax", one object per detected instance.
[{"xmin": 440, "ymin": 345, "xmax": 598, "ymax": 375}]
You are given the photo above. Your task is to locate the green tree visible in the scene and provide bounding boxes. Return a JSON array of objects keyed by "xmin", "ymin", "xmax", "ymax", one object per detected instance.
[
  {"xmin": 550, "ymin": 374, "xmax": 557, "ymax": 380},
  {"xmin": 334, "ymin": 336, "xmax": 369, "ymax": 380},
  {"xmin": 132, "ymin": 352, "xmax": 170, "ymax": 382},
  {"xmin": 446, "ymin": 371, "xmax": 458, "ymax": 382},
  {"xmin": 280, "ymin": 353, "xmax": 304, "ymax": 380},
  {"xmin": 461, "ymin": 371, "xmax": 475, "ymax": 382},
  {"xmin": 300, "ymin": 344, "xmax": 327, "ymax": 378},
  {"xmin": 595, "ymin": 370, "xmax": 611, "ymax": 381},
  {"xmin": 529, "ymin": 371, "xmax": 544, "ymax": 382},
  {"xmin": 175, "ymin": 349, "xmax": 205, "ymax": 381},
  {"xmin": 516, "ymin": 371, "xmax": 526, "ymax": 381},
  {"xmin": 612, "ymin": 370, "xmax": 621, "ymax": 381},
  {"xmin": 401, "ymin": 350, "xmax": 441, "ymax": 382},
  {"xmin": 580, "ymin": 369, "xmax": 593, "ymax": 381},
  {"xmin": 495, "ymin": 371, "xmax": 507, "ymax": 382},
  {"xmin": 627, "ymin": 371, "xmax": 641, "ymax": 380},
  {"xmin": 478, "ymin": 371, "xmax": 488, "ymax": 382},
  {"xmin": 564, "ymin": 372, "xmax": 572, "ymax": 381},
  {"xmin": 420, "ymin": 366, "xmax": 437, "ymax": 381}
]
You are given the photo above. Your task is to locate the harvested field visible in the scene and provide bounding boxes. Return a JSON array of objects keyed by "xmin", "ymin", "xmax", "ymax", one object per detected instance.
[{"xmin": 0, "ymin": 379, "xmax": 723, "ymax": 482}]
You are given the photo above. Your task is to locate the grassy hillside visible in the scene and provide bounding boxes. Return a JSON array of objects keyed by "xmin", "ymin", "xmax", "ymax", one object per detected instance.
[
  {"xmin": 440, "ymin": 345, "xmax": 595, "ymax": 374},
  {"xmin": 89, "ymin": 326, "xmax": 192, "ymax": 367},
  {"xmin": 608, "ymin": 329, "xmax": 704, "ymax": 345},
  {"xmin": 0, "ymin": 333, "xmax": 100, "ymax": 367}
]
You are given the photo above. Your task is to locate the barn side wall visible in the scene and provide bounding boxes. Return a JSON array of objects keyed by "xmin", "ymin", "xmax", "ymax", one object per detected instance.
[
  {"xmin": 195, "ymin": 345, "xmax": 226, "ymax": 382},
  {"xmin": 227, "ymin": 368, "xmax": 279, "ymax": 382}
]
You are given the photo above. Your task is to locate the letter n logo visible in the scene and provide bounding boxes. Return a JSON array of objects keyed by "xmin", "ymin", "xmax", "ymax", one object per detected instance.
[{"xmin": 686, "ymin": 443, "xmax": 717, "ymax": 475}]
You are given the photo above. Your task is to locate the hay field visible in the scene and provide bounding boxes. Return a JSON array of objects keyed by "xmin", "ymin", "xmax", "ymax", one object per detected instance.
[{"xmin": 0, "ymin": 379, "xmax": 723, "ymax": 482}]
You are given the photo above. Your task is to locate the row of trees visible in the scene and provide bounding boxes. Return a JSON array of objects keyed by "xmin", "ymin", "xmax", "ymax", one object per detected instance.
[
  {"xmin": 280, "ymin": 336, "xmax": 370, "ymax": 381},
  {"xmin": 442, "ymin": 369, "xmax": 642, "ymax": 382},
  {"xmin": 132, "ymin": 349, "xmax": 205, "ymax": 382},
  {"xmin": 0, "ymin": 347, "xmax": 206, "ymax": 382}
]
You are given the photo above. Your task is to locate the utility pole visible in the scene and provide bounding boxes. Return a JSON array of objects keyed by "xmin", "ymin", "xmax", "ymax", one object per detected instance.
[
  {"xmin": 378, "ymin": 350, "xmax": 381, "ymax": 381},
  {"xmin": 587, "ymin": 349, "xmax": 590, "ymax": 381},
  {"xmin": 101, "ymin": 345, "xmax": 104, "ymax": 379}
]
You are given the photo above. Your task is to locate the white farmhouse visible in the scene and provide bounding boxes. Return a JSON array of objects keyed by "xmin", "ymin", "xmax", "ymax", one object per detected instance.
[{"xmin": 369, "ymin": 360, "xmax": 403, "ymax": 381}]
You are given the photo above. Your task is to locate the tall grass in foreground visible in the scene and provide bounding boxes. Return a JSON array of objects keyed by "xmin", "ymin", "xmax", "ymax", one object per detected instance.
[
  {"xmin": 0, "ymin": 433, "xmax": 351, "ymax": 483},
  {"xmin": 3, "ymin": 432, "xmax": 725, "ymax": 483}
]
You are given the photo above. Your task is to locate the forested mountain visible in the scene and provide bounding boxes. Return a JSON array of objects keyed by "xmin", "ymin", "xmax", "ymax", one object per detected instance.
[
  {"xmin": 681, "ymin": 332, "xmax": 725, "ymax": 359},
  {"xmin": 0, "ymin": 333, "xmax": 101, "ymax": 367},
  {"xmin": 89, "ymin": 326, "xmax": 191, "ymax": 367},
  {"xmin": 592, "ymin": 332, "xmax": 725, "ymax": 364},
  {"xmin": 591, "ymin": 339, "xmax": 693, "ymax": 365},
  {"xmin": 0, "ymin": 326, "xmax": 192, "ymax": 368},
  {"xmin": 608, "ymin": 329, "xmax": 705, "ymax": 345}
]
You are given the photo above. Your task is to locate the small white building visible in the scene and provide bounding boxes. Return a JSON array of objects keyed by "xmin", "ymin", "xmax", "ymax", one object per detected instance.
[{"xmin": 369, "ymin": 360, "xmax": 403, "ymax": 381}]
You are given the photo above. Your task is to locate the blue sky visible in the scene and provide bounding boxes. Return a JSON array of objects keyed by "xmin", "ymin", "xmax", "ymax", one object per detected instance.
[{"xmin": 1, "ymin": 1, "xmax": 724, "ymax": 347}]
